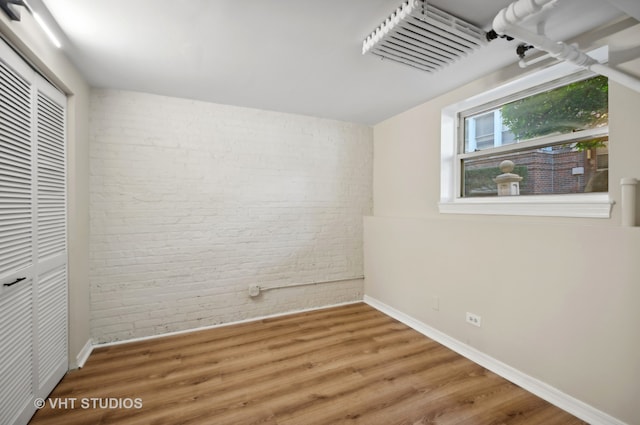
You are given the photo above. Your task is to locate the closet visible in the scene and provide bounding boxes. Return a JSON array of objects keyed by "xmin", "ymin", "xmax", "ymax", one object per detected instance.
[{"xmin": 0, "ymin": 37, "xmax": 68, "ymax": 425}]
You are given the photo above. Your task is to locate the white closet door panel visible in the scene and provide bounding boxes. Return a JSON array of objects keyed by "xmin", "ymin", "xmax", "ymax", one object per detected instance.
[
  {"xmin": 37, "ymin": 264, "xmax": 67, "ymax": 390},
  {"xmin": 34, "ymin": 76, "xmax": 68, "ymax": 402},
  {"xmin": 0, "ymin": 43, "xmax": 36, "ymax": 425},
  {"xmin": 0, "ymin": 59, "xmax": 32, "ymax": 277},
  {"xmin": 36, "ymin": 90, "xmax": 66, "ymax": 261},
  {"xmin": 0, "ymin": 281, "xmax": 34, "ymax": 425}
]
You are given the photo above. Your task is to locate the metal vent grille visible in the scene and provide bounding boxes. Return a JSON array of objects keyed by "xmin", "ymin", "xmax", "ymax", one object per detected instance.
[{"xmin": 362, "ymin": 0, "xmax": 487, "ymax": 73}]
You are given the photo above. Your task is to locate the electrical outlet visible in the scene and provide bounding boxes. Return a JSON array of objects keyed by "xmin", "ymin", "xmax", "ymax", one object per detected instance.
[
  {"xmin": 432, "ymin": 296, "xmax": 439, "ymax": 311},
  {"xmin": 248, "ymin": 284, "xmax": 261, "ymax": 297},
  {"xmin": 466, "ymin": 312, "xmax": 481, "ymax": 327}
]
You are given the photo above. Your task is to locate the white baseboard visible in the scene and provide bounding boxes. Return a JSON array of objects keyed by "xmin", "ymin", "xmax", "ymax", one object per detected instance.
[
  {"xmin": 364, "ymin": 295, "xmax": 627, "ymax": 425},
  {"xmin": 97, "ymin": 300, "xmax": 363, "ymax": 348},
  {"xmin": 75, "ymin": 338, "xmax": 94, "ymax": 369}
]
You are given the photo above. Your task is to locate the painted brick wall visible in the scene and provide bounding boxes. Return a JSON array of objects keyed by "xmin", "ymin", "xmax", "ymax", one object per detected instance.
[{"xmin": 89, "ymin": 89, "xmax": 372, "ymax": 343}]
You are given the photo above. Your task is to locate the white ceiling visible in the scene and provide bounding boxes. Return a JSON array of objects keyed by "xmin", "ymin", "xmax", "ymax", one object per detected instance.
[{"xmin": 37, "ymin": 0, "xmax": 630, "ymax": 125}]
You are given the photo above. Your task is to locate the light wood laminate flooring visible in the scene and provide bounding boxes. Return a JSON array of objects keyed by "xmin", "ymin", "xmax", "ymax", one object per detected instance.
[{"xmin": 30, "ymin": 303, "xmax": 587, "ymax": 424}]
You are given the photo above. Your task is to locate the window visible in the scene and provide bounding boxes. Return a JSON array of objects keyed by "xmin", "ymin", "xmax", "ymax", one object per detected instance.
[
  {"xmin": 440, "ymin": 48, "xmax": 614, "ymax": 218},
  {"xmin": 462, "ymin": 75, "xmax": 609, "ymax": 197}
]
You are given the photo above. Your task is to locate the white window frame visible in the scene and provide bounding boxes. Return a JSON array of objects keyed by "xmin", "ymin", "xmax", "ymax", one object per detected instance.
[{"xmin": 439, "ymin": 47, "xmax": 613, "ymax": 218}]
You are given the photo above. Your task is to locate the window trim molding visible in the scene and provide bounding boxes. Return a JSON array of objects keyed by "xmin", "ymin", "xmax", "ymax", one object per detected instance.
[
  {"xmin": 439, "ymin": 46, "xmax": 613, "ymax": 219},
  {"xmin": 438, "ymin": 193, "xmax": 614, "ymax": 218}
]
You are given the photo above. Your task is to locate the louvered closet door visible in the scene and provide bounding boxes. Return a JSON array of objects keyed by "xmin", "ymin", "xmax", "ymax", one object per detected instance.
[
  {"xmin": 0, "ymin": 45, "xmax": 36, "ymax": 425},
  {"xmin": 0, "ymin": 38, "xmax": 68, "ymax": 425},
  {"xmin": 34, "ymin": 78, "xmax": 67, "ymax": 397}
]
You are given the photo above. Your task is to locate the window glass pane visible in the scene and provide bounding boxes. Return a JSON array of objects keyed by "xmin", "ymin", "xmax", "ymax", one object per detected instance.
[
  {"xmin": 463, "ymin": 139, "xmax": 608, "ymax": 197},
  {"xmin": 464, "ymin": 75, "xmax": 608, "ymax": 153}
]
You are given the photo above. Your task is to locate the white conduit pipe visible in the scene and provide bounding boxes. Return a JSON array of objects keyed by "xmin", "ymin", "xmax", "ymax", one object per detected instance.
[
  {"xmin": 492, "ymin": 0, "xmax": 640, "ymax": 94},
  {"xmin": 620, "ymin": 178, "xmax": 638, "ymax": 227},
  {"xmin": 258, "ymin": 276, "xmax": 365, "ymax": 292},
  {"xmin": 590, "ymin": 63, "xmax": 640, "ymax": 93},
  {"xmin": 518, "ymin": 52, "xmax": 551, "ymax": 68}
]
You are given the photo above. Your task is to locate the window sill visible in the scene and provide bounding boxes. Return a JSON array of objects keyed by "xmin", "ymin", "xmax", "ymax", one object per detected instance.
[{"xmin": 438, "ymin": 194, "xmax": 614, "ymax": 218}]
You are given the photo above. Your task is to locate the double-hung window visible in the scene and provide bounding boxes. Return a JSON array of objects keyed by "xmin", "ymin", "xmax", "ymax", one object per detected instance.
[{"xmin": 440, "ymin": 50, "xmax": 614, "ymax": 218}]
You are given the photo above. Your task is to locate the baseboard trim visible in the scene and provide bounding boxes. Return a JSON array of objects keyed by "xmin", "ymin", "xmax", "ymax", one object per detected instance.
[
  {"xmin": 96, "ymin": 300, "xmax": 363, "ymax": 348},
  {"xmin": 75, "ymin": 338, "xmax": 94, "ymax": 369},
  {"xmin": 364, "ymin": 295, "xmax": 627, "ymax": 425}
]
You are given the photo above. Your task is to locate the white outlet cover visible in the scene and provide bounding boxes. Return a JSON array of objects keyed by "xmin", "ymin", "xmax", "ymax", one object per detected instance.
[{"xmin": 466, "ymin": 312, "xmax": 482, "ymax": 327}]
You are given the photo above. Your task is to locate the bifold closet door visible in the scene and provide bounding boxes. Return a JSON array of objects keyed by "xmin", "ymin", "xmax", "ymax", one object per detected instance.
[
  {"xmin": 0, "ymin": 38, "xmax": 68, "ymax": 425},
  {"xmin": 34, "ymin": 73, "xmax": 68, "ymax": 402},
  {"xmin": 0, "ymin": 40, "xmax": 37, "ymax": 425}
]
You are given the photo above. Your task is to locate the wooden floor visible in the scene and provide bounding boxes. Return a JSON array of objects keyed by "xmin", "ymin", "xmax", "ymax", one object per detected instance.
[{"xmin": 30, "ymin": 303, "xmax": 586, "ymax": 425}]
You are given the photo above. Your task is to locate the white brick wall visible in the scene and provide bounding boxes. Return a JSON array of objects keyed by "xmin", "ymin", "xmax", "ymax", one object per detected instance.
[{"xmin": 89, "ymin": 89, "xmax": 372, "ymax": 343}]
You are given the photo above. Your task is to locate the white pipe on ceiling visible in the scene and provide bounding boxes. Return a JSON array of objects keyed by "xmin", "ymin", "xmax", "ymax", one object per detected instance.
[{"xmin": 492, "ymin": 0, "xmax": 640, "ymax": 93}]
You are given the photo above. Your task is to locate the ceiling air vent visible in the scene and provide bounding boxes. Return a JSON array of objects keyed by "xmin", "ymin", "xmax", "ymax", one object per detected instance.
[{"xmin": 362, "ymin": 0, "xmax": 487, "ymax": 73}]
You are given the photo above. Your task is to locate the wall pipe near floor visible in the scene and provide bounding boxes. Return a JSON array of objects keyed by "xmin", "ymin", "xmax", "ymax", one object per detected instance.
[
  {"xmin": 492, "ymin": 0, "xmax": 640, "ymax": 94},
  {"xmin": 258, "ymin": 276, "xmax": 365, "ymax": 292}
]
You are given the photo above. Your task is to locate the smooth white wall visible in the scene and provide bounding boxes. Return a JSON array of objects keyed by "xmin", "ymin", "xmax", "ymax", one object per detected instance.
[
  {"xmin": 365, "ymin": 23, "xmax": 640, "ymax": 424},
  {"xmin": 90, "ymin": 89, "xmax": 372, "ymax": 343},
  {"xmin": 0, "ymin": 7, "xmax": 91, "ymax": 369}
]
